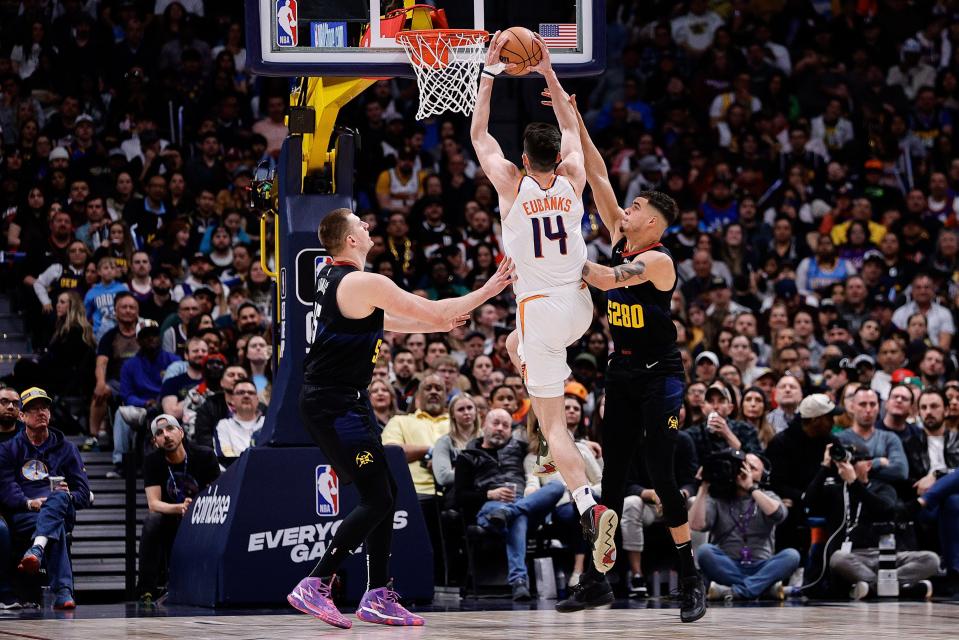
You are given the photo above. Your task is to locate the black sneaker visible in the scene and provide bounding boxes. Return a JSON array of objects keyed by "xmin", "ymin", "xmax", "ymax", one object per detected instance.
[
  {"xmin": 679, "ymin": 574, "xmax": 707, "ymax": 623},
  {"xmin": 581, "ymin": 505, "xmax": 618, "ymax": 573},
  {"xmin": 899, "ymin": 580, "xmax": 933, "ymax": 600},
  {"xmin": 511, "ymin": 580, "xmax": 532, "ymax": 602},
  {"xmin": 555, "ymin": 573, "xmax": 614, "ymax": 613},
  {"xmin": 628, "ymin": 573, "xmax": 648, "ymax": 598}
]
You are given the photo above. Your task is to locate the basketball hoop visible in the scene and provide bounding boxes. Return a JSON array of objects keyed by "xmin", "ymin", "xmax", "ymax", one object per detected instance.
[{"xmin": 396, "ymin": 29, "xmax": 489, "ymax": 120}]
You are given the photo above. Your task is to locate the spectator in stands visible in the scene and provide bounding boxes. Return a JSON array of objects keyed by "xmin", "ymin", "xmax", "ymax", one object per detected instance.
[
  {"xmin": 194, "ymin": 365, "xmax": 251, "ymax": 448},
  {"xmin": 892, "ymin": 274, "xmax": 955, "ymax": 350},
  {"xmin": 212, "ymin": 380, "xmax": 264, "ymax": 468},
  {"xmin": 766, "ymin": 374, "xmax": 802, "ymax": 434},
  {"xmin": 138, "ymin": 414, "xmax": 219, "ymax": 602},
  {"xmin": 837, "ymin": 387, "xmax": 909, "ymax": 483},
  {"xmin": 111, "ymin": 319, "xmax": 180, "ymax": 477},
  {"xmin": 241, "ymin": 334, "xmax": 272, "ymax": 402},
  {"xmin": 84, "ymin": 256, "xmax": 129, "ymax": 342},
  {"xmin": 690, "ymin": 452, "xmax": 799, "ymax": 601},
  {"xmin": 766, "ymin": 394, "xmax": 838, "ymax": 555},
  {"xmin": 807, "ymin": 443, "xmax": 939, "ymax": 600},
  {"xmin": 879, "ymin": 383, "xmax": 922, "ymax": 446},
  {"xmin": 0, "ymin": 388, "xmax": 19, "ymax": 444},
  {"xmin": 159, "ymin": 337, "xmax": 208, "ymax": 422},
  {"xmin": 453, "ymin": 408, "xmax": 565, "ymax": 601},
  {"xmin": 740, "ymin": 387, "xmax": 775, "ymax": 449},
  {"xmin": 432, "ymin": 394, "xmax": 481, "ymax": 491},
  {"xmin": 0, "ymin": 388, "xmax": 90, "ymax": 609},
  {"xmin": 382, "ymin": 374, "xmax": 450, "ymax": 497},
  {"xmin": 686, "ymin": 384, "xmax": 761, "ymax": 460},
  {"xmin": 162, "ymin": 296, "xmax": 200, "ymax": 356},
  {"xmin": 139, "ymin": 268, "xmax": 178, "ymax": 324},
  {"xmin": 86, "ymin": 292, "xmax": 140, "ymax": 451},
  {"xmin": 369, "ymin": 379, "xmax": 401, "ymax": 429}
]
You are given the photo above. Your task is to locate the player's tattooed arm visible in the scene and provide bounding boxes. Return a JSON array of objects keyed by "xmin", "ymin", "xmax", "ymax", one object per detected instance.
[{"xmin": 582, "ymin": 255, "xmax": 665, "ymax": 291}]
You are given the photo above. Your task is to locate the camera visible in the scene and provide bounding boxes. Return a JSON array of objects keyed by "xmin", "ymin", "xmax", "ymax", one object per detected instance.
[
  {"xmin": 702, "ymin": 448, "xmax": 747, "ymax": 499},
  {"xmin": 830, "ymin": 439, "xmax": 852, "ymax": 463}
]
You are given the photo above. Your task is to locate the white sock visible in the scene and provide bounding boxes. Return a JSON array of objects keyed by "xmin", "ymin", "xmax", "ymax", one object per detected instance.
[
  {"xmin": 572, "ymin": 486, "xmax": 597, "ymax": 515},
  {"xmin": 33, "ymin": 536, "xmax": 48, "ymax": 549}
]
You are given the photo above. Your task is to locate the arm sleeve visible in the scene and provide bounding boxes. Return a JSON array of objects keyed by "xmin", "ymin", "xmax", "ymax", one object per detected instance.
[
  {"xmin": 32, "ymin": 264, "xmax": 61, "ymax": 306},
  {"xmin": 431, "ymin": 436, "xmax": 455, "ymax": 488}
]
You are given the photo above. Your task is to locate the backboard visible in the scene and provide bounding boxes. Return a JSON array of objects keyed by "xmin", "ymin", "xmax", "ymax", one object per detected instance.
[{"xmin": 247, "ymin": 0, "xmax": 605, "ymax": 78}]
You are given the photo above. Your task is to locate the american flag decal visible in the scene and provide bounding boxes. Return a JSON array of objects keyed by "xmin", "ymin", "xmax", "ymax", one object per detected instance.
[{"xmin": 539, "ymin": 23, "xmax": 578, "ymax": 48}]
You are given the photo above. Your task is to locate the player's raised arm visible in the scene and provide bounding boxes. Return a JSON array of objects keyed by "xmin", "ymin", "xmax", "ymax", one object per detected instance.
[
  {"xmin": 470, "ymin": 32, "xmax": 521, "ymax": 198},
  {"xmin": 528, "ymin": 38, "xmax": 585, "ymax": 196},
  {"xmin": 347, "ymin": 258, "xmax": 515, "ymax": 329},
  {"xmin": 581, "ymin": 253, "xmax": 675, "ymax": 292}
]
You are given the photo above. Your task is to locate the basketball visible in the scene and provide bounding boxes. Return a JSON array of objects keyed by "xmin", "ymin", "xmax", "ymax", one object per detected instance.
[{"xmin": 498, "ymin": 27, "xmax": 543, "ymax": 75}]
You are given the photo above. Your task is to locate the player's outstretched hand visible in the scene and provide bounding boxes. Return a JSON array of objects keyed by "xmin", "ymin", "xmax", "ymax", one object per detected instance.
[
  {"xmin": 483, "ymin": 256, "xmax": 517, "ymax": 296},
  {"xmin": 527, "ymin": 33, "xmax": 554, "ymax": 76},
  {"xmin": 541, "ymin": 90, "xmax": 577, "ymax": 110},
  {"xmin": 485, "ymin": 30, "xmax": 504, "ymax": 67},
  {"xmin": 442, "ymin": 313, "xmax": 471, "ymax": 332}
]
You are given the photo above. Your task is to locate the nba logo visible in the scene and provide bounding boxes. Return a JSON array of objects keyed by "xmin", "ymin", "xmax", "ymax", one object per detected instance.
[
  {"xmin": 276, "ymin": 0, "xmax": 298, "ymax": 48},
  {"xmin": 315, "ymin": 465, "xmax": 339, "ymax": 516},
  {"xmin": 315, "ymin": 255, "xmax": 333, "ymax": 280}
]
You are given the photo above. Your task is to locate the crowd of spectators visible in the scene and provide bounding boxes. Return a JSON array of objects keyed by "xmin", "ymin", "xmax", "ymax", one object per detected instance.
[{"xmin": 0, "ymin": 0, "xmax": 959, "ymax": 605}]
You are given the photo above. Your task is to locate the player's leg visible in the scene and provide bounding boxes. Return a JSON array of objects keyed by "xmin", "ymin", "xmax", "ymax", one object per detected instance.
[{"xmin": 641, "ymin": 375, "xmax": 706, "ymax": 623}]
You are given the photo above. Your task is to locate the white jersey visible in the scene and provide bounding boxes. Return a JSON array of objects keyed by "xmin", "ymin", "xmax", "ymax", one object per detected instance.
[{"xmin": 502, "ymin": 174, "xmax": 588, "ymax": 299}]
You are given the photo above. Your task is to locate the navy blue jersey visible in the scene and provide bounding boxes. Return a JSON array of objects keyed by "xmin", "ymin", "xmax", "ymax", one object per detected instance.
[
  {"xmin": 303, "ymin": 262, "xmax": 384, "ymax": 388},
  {"xmin": 606, "ymin": 238, "xmax": 684, "ymax": 378}
]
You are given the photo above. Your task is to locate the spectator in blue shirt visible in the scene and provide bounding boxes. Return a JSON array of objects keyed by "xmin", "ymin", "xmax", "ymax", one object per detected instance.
[
  {"xmin": 0, "ymin": 388, "xmax": 90, "ymax": 609},
  {"xmin": 83, "ymin": 256, "xmax": 129, "ymax": 341}
]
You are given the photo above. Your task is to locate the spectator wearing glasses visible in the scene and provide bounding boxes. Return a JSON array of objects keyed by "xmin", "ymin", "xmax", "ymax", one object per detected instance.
[
  {"xmin": 0, "ymin": 388, "xmax": 90, "ymax": 610},
  {"xmin": 138, "ymin": 414, "xmax": 219, "ymax": 602},
  {"xmin": 0, "ymin": 388, "xmax": 20, "ymax": 443},
  {"xmin": 194, "ymin": 365, "xmax": 254, "ymax": 448},
  {"xmin": 879, "ymin": 383, "xmax": 923, "ymax": 446},
  {"xmin": 212, "ymin": 380, "xmax": 264, "ymax": 468}
]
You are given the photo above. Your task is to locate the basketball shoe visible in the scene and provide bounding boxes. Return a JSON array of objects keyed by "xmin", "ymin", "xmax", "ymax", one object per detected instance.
[
  {"xmin": 356, "ymin": 581, "xmax": 425, "ymax": 626},
  {"xmin": 287, "ymin": 576, "xmax": 352, "ymax": 629},
  {"xmin": 680, "ymin": 574, "xmax": 707, "ymax": 623},
  {"xmin": 581, "ymin": 504, "xmax": 618, "ymax": 573},
  {"xmin": 555, "ymin": 572, "xmax": 614, "ymax": 613}
]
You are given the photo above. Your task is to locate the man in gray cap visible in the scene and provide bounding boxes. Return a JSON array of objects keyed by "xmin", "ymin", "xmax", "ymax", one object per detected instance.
[
  {"xmin": 138, "ymin": 413, "xmax": 219, "ymax": 602},
  {"xmin": 765, "ymin": 393, "xmax": 840, "ymax": 554}
]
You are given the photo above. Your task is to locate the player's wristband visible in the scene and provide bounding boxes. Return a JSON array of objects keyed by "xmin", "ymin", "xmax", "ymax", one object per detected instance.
[{"xmin": 483, "ymin": 62, "xmax": 505, "ymax": 77}]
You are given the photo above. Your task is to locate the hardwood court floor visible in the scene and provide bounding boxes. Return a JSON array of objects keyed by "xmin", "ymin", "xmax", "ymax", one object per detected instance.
[{"xmin": 0, "ymin": 602, "xmax": 956, "ymax": 640}]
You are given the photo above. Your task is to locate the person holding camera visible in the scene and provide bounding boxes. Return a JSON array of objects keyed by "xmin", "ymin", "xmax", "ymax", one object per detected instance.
[
  {"xmin": 804, "ymin": 442, "xmax": 939, "ymax": 600},
  {"xmin": 689, "ymin": 452, "xmax": 800, "ymax": 600},
  {"xmin": 686, "ymin": 384, "xmax": 762, "ymax": 463}
]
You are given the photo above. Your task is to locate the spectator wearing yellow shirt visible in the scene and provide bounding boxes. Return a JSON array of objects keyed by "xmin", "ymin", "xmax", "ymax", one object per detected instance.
[
  {"xmin": 382, "ymin": 374, "xmax": 450, "ymax": 496},
  {"xmin": 829, "ymin": 195, "xmax": 887, "ymax": 247}
]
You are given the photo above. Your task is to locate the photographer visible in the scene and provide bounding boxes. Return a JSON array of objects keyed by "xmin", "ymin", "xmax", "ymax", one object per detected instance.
[
  {"xmin": 689, "ymin": 451, "xmax": 799, "ymax": 600},
  {"xmin": 804, "ymin": 443, "xmax": 939, "ymax": 600}
]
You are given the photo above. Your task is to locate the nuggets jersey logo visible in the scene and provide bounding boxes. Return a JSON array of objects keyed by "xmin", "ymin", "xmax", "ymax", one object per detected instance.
[
  {"xmin": 502, "ymin": 174, "xmax": 587, "ymax": 297},
  {"xmin": 21, "ymin": 459, "xmax": 49, "ymax": 481},
  {"xmin": 355, "ymin": 451, "xmax": 374, "ymax": 467},
  {"xmin": 315, "ymin": 464, "xmax": 339, "ymax": 516},
  {"xmin": 667, "ymin": 415, "xmax": 679, "ymax": 430}
]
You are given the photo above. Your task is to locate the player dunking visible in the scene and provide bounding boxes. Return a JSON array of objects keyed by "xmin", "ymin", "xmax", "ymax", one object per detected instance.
[
  {"xmin": 541, "ymin": 91, "xmax": 706, "ymax": 621},
  {"xmin": 471, "ymin": 32, "xmax": 619, "ymax": 607},
  {"xmin": 288, "ymin": 209, "xmax": 515, "ymax": 629}
]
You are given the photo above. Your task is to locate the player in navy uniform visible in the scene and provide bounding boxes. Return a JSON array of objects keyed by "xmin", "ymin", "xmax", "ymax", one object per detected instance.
[
  {"xmin": 288, "ymin": 208, "xmax": 514, "ymax": 629},
  {"xmin": 547, "ymin": 93, "xmax": 707, "ymax": 622}
]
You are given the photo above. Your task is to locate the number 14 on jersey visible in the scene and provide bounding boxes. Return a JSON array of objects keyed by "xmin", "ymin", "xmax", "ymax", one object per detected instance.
[{"xmin": 531, "ymin": 215, "xmax": 568, "ymax": 258}]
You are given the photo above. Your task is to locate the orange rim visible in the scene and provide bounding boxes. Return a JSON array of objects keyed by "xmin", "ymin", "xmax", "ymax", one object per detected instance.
[{"xmin": 395, "ymin": 29, "xmax": 489, "ymax": 50}]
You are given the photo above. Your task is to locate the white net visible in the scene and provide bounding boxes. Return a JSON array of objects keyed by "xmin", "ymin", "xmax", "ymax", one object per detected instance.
[{"xmin": 396, "ymin": 30, "xmax": 488, "ymax": 120}]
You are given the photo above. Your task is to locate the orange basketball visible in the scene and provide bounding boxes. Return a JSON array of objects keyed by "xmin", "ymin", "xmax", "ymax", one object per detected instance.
[{"xmin": 498, "ymin": 27, "xmax": 543, "ymax": 76}]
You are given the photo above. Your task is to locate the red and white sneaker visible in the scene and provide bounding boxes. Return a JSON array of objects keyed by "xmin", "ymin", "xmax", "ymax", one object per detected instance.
[
  {"xmin": 581, "ymin": 505, "xmax": 618, "ymax": 573},
  {"xmin": 532, "ymin": 432, "xmax": 558, "ymax": 477}
]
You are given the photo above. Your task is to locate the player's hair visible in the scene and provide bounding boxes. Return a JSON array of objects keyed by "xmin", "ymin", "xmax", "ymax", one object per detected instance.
[
  {"xmin": 522, "ymin": 122, "xmax": 561, "ymax": 172},
  {"xmin": 318, "ymin": 208, "xmax": 356, "ymax": 253},
  {"xmin": 640, "ymin": 190, "xmax": 679, "ymax": 226}
]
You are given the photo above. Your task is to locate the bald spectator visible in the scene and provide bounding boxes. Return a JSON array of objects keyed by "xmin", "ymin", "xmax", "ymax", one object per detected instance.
[
  {"xmin": 837, "ymin": 388, "xmax": 909, "ymax": 483},
  {"xmin": 766, "ymin": 375, "xmax": 802, "ymax": 434},
  {"xmin": 892, "ymin": 274, "xmax": 955, "ymax": 350}
]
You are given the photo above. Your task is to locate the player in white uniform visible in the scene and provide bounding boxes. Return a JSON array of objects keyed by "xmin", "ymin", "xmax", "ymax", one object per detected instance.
[{"xmin": 470, "ymin": 32, "xmax": 618, "ymax": 585}]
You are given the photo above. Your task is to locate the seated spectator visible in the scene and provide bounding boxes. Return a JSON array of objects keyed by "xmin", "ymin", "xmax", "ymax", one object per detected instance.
[
  {"xmin": 86, "ymin": 292, "xmax": 141, "ymax": 451},
  {"xmin": 39, "ymin": 291, "xmax": 96, "ymax": 401},
  {"xmin": 0, "ymin": 388, "xmax": 90, "ymax": 609},
  {"xmin": 139, "ymin": 414, "xmax": 219, "ymax": 602},
  {"xmin": 84, "ymin": 256, "xmax": 130, "ymax": 342},
  {"xmin": 212, "ymin": 380, "xmax": 264, "ymax": 468},
  {"xmin": 837, "ymin": 387, "xmax": 909, "ymax": 483},
  {"xmin": 766, "ymin": 394, "xmax": 837, "ymax": 554},
  {"xmin": 369, "ymin": 379, "xmax": 401, "ymax": 429},
  {"xmin": 766, "ymin": 374, "xmax": 802, "ymax": 434},
  {"xmin": 139, "ymin": 269, "xmax": 178, "ymax": 324},
  {"xmin": 241, "ymin": 334, "xmax": 272, "ymax": 403},
  {"xmin": 159, "ymin": 337, "xmax": 208, "ymax": 424},
  {"xmin": 878, "ymin": 383, "xmax": 923, "ymax": 446},
  {"xmin": 0, "ymin": 387, "xmax": 20, "ymax": 444},
  {"xmin": 690, "ymin": 453, "xmax": 799, "ymax": 600},
  {"xmin": 686, "ymin": 384, "xmax": 761, "ymax": 461},
  {"xmin": 806, "ymin": 443, "xmax": 939, "ymax": 600},
  {"xmin": 891, "ymin": 274, "xmax": 954, "ymax": 351},
  {"xmin": 161, "ymin": 296, "xmax": 201, "ymax": 356},
  {"xmin": 382, "ymin": 375, "xmax": 450, "ymax": 498},
  {"xmin": 453, "ymin": 409, "xmax": 566, "ymax": 601},
  {"xmin": 194, "ymin": 365, "xmax": 252, "ymax": 448},
  {"xmin": 111, "ymin": 320, "xmax": 181, "ymax": 477},
  {"xmin": 432, "ymin": 394, "xmax": 480, "ymax": 491}
]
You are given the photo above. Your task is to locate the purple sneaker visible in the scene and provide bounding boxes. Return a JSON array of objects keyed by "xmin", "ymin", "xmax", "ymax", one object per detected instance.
[
  {"xmin": 356, "ymin": 583, "xmax": 425, "ymax": 626},
  {"xmin": 287, "ymin": 576, "xmax": 352, "ymax": 629}
]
